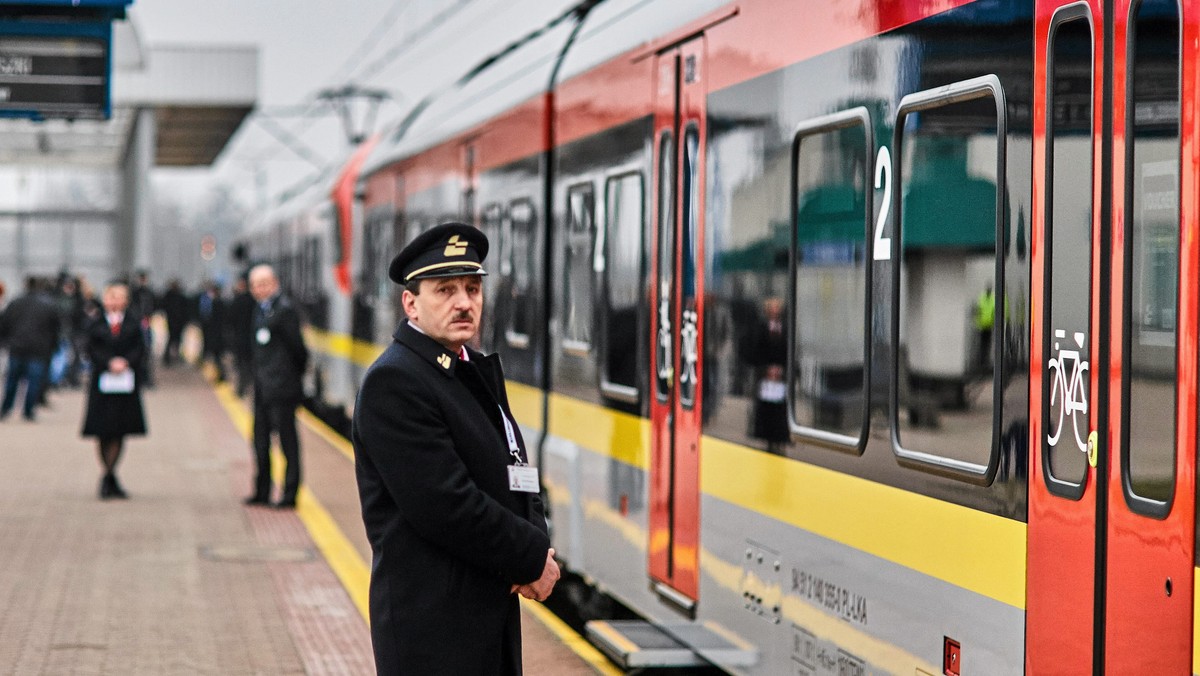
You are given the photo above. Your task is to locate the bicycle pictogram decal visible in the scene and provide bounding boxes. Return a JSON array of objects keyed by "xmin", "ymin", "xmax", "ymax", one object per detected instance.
[{"xmin": 1046, "ymin": 328, "xmax": 1089, "ymax": 453}]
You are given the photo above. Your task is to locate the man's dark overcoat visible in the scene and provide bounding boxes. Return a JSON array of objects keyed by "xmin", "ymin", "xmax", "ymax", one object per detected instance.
[
  {"xmin": 81, "ymin": 311, "xmax": 147, "ymax": 438},
  {"xmin": 352, "ymin": 320, "xmax": 550, "ymax": 676},
  {"xmin": 251, "ymin": 294, "xmax": 307, "ymax": 404}
]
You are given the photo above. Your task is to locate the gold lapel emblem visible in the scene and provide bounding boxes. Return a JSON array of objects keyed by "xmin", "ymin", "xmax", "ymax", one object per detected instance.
[
  {"xmin": 444, "ymin": 235, "xmax": 468, "ymax": 256},
  {"xmin": 437, "ymin": 353, "xmax": 452, "ymax": 369}
]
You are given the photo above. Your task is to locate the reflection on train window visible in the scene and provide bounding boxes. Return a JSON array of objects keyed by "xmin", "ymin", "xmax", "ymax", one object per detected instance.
[
  {"xmin": 679, "ymin": 125, "xmax": 699, "ymax": 410},
  {"xmin": 505, "ymin": 199, "xmax": 535, "ymax": 349},
  {"xmin": 895, "ymin": 91, "xmax": 1001, "ymax": 470},
  {"xmin": 360, "ymin": 212, "xmax": 392, "ymax": 301},
  {"xmin": 790, "ymin": 115, "xmax": 869, "ymax": 447},
  {"xmin": 1044, "ymin": 13, "xmax": 1093, "ymax": 495},
  {"xmin": 602, "ymin": 172, "xmax": 643, "ymax": 402},
  {"xmin": 479, "ymin": 203, "xmax": 503, "ymax": 352},
  {"xmin": 655, "ymin": 132, "xmax": 675, "ymax": 403},
  {"xmin": 563, "ymin": 183, "xmax": 595, "ymax": 354},
  {"xmin": 1124, "ymin": 0, "xmax": 1180, "ymax": 511}
]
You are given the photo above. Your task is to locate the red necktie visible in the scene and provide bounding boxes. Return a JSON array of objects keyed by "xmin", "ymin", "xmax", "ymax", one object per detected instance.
[{"xmin": 111, "ymin": 321, "xmax": 121, "ymax": 336}]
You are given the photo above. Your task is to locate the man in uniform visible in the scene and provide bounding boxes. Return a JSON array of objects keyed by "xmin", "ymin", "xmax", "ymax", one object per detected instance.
[
  {"xmin": 246, "ymin": 264, "xmax": 308, "ymax": 509},
  {"xmin": 352, "ymin": 222, "xmax": 559, "ymax": 676}
]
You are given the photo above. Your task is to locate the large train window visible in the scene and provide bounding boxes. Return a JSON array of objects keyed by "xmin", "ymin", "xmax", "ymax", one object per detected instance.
[
  {"xmin": 1123, "ymin": 0, "xmax": 1180, "ymax": 515},
  {"xmin": 892, "ymin": 75, "xmax": 1006, "ymax": 482},
  {"xmin": 789, "ymin": 108, "xmax": 872, "ymax": 452},
  {"xmin": 505, "ymin": 199, "xmax": 535, "ymax": 349},
  {"xmin": 1044, "ymin": 10, "xmax": 1093, "ymax": 498},
  {"xmin": 601, "ymin": 171, "xmax": 643, "ymax": 402},
  {"xmin": 562, "ymin": 182, "xmax": 595, "ymax": 354}
]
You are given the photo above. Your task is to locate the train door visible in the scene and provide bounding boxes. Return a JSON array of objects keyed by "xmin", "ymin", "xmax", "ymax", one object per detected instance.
[
  {"xmin": 648, "ymin": 35, "xmax": 706, "ymax": 611},
  {"xmin": 1027, "ymin": 0, "xmax": 1196, "ymax": 672}
]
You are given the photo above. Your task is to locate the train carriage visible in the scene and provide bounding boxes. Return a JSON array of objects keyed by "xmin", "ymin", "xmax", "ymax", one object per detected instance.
[{"xmin": 240, "ymin": 0, "xmax": 1200, "ymax": 672}]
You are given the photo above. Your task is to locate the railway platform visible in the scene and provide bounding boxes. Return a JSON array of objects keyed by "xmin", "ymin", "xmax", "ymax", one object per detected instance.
[{"xmin": 0, "ymin": 366, "xmax": 614, "ymax": 675}]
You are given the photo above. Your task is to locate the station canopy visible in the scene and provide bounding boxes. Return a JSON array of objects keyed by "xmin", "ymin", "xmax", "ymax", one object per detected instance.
[{"xmin": 0, "ymin": 18, "xmax": 256, "ymax": 167}]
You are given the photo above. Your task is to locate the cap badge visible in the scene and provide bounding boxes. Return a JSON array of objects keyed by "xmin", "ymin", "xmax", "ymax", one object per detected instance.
[
  {"xmin": 444, "ymin": 235, "xmax": 468, "ymax": 257},
  {"xmin": 437, "ymin": 353, "xmax": 452, "ymax": 369}
]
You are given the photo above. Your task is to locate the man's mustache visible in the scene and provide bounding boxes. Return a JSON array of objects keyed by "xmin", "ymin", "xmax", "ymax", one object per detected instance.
[{"xmin": 453, "ymin": 311, "xmax": 474, "ymax": 321}]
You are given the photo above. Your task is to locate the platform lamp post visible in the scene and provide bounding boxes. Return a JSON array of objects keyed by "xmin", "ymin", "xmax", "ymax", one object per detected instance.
[{"xmin": 318, "ymin": 84, "xmax": 390, "ymax": 146}]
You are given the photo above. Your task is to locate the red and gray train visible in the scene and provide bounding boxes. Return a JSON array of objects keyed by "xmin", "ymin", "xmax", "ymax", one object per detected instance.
[{"xmin": 237, "ymin": 0, "xmax": 1199, "ymax": 672}]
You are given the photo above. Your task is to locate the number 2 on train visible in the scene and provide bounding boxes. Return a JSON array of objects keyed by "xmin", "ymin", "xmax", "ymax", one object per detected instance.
[{"xmin": 873, "ymin": 145, "xmax": 892, "ymax": 261}]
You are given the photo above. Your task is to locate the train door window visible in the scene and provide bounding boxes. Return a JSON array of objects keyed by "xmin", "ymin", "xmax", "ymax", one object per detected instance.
[
  {"xmin": 893, "ymin": 76, "xmax": 1006, "ymax": 480},
  {"xmin": 790, "ymin": 108, "xmax": 872, "ymax": 450},
  {"xmin": 505, "ymin": 199, "xmax": 535, "ymax": 348},
  {"xmin": 601, "ymin": 171, "xmax": 644, "ymax": 402},
  {"xmin": 1124, "ymin": 0, "xmax": 1180, "ymax": 512},
  {"xmin": 563, "ymin": 183, "xmax": 595, "ymax": 354},
  {"xmin": 1044, "ymin": 13, "xmax": 1094, "ymax": 496},
  {"xmin": 655, "ymin": 131, "xmax": 675, "ymax": 403},
  {"xmin": 480, "ymin": 203, "xmax": 503, "ymax": 352},
  {"xmin": 679, "ymin": 125, "xmax": 700, "ymax": 410}
]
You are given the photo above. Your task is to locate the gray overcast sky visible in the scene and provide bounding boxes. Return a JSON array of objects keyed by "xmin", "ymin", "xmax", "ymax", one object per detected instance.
[{"xmin": 129, "ymin": 0, "xmax": 579, "ymax": 210}]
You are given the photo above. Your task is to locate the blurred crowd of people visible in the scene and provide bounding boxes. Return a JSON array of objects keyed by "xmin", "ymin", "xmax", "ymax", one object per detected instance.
[{"xmin": 0, "ymin": 269, "xmax": 259, "ymax": 421}]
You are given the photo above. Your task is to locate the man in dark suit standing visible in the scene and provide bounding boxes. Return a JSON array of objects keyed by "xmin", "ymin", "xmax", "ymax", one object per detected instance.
[
  {"xmin": 0, "ymin": 276, "xmax": 60, "ymax": 421},
  {"xmin": 352, "ymin": 223, "xmax": 559, "ymax": 676},
  {"xmin": 246, "ymin": 264, "xmax": 308, "ymax": 509},
  {"xmin": 226, "ymin": 276, "xmax": 256, "ymax": 397},
  {"xmin": 196, "ymin": 281, "xmax": 227, "ymax": 382},
  {"xmin": 160, "ymin": 279, "xmax": 190, "ymax": 367}
]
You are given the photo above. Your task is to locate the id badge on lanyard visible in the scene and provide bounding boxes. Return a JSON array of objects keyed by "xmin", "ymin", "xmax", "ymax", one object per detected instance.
[{"xmin": 500, "ymin": 406, "xmax": 539, "ymax": 493}]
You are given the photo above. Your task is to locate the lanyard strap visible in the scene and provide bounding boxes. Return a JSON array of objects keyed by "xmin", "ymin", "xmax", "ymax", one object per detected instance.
[{"xmin": 498, "ymin": 405, "xmax": 524, "ymax": 465}]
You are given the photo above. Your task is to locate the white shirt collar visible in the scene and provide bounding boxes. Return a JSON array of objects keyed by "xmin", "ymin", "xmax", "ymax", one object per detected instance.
[{"xmin": 407, "ymin": 320, "xmax": 468, "ymax": 360}]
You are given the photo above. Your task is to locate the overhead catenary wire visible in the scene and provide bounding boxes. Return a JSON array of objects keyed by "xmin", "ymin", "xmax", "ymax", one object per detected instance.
[
  {"xmin": 326, "ymin": 0, "xmax": 415, "ymax": 86},
  {"xmin": 233, "ymin": 0, "xmax": 480, "ymax": 167},
  {"xmin": 352, "ymin": 0, "xmax": 479, "ymax": 83}
]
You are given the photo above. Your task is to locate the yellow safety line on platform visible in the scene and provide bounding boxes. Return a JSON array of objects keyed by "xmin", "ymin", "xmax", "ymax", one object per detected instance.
[
  {"xmin": 296, "ymin": 407, "xmax": 355, "ymax": 463},
  {"xmin": 211, "ymin": 381, "xmax": 371, "ymax": 622}
]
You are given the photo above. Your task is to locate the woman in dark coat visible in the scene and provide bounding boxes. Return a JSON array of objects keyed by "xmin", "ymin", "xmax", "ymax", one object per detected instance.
[
  {"xmin": 750, "ymin": 297, "xmax": 790, "ymax": 453},
  {"xmin": 82, "ymin": 282, "xmax": 147, "ymax": 499}
]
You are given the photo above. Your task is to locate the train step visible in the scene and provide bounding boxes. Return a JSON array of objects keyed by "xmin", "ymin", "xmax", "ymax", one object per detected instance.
[{"xmin": 584, "ymin": 619, "xmax": 756, "ymax": 670}]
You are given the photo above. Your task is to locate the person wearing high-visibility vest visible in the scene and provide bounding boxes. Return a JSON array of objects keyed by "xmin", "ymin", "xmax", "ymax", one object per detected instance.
[{"xmin": 975, "ymin": 284, "xmax": 996, "ymax": 373}]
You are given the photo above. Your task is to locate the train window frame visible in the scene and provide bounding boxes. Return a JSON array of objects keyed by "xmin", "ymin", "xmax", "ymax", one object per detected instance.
[
  {"xmin": 599, "ymin": 167, "xmax": 645, "ymax": 404},
  {"xmin": 562, "ymin": 181, "xmax": 596, "ymax": 357},
  {"xmin": 787, "ymin": 107, "xmax": 874, "ymax": 454},
  {"xmin": 1042, "ymin": 5, "xmax": 1095, "ymax": 500},
  {"xmin": 889, "ymin": 74, "xmax": 1008, "ymax": 485},
  {"xmin": 505, "ymin": 197, "xmax": 535, "ymax": 350},
  {"xmin": 1120, "ymin": 0, "xmax": 1182, "ymax": 518}
]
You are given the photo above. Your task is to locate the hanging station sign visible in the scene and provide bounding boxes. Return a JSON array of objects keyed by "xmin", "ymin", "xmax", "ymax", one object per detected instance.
[{"xmin": 0, "ymin": 0, "xmax": 132, "ymax": 120}]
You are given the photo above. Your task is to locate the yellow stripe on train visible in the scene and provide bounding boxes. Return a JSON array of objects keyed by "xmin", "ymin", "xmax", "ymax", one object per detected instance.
[
  {"xmin": 305, "ymin": 326, "xmax": 384, "ymax": 368},
  {"xmin": 308, "ymin": 329, "xmax": 1027, "ymax": 610}
]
